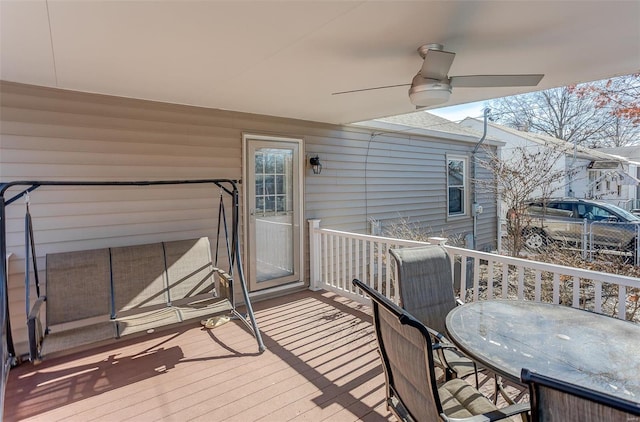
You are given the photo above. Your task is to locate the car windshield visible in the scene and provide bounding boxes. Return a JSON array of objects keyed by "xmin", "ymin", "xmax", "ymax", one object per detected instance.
[{"xmin": 601, "ymin": 203, "xmax": 640, "ymax": 221}]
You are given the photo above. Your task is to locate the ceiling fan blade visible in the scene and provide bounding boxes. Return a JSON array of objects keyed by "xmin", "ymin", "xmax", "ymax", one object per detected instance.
[
  {"xmin": 332, "ymin": 83, "xmax": 410, "ymax": 95},
  {"xmin": 420, "ymin": 49, "xmax": 455, "ymax": 80},
  {"xmin": 450, "ymin": 74, "xmax": 544, "ymax": 88}
]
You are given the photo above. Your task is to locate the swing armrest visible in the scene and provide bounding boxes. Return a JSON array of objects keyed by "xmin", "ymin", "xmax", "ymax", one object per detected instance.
[
  {"xmin": 215, "ymin": 269, "xmax": 233, "ymax": 300},
  {"xmin": 27, "ymin": 295, "xmax": 46, "ymax": 321},
  {"xmin": 27, "ymin": 295, "xmax": 46, "ymax": 362}
]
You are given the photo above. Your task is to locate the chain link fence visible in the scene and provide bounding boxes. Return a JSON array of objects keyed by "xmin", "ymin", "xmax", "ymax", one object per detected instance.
[
  {"xmin": 588, "ymin": 221, "xmax": 639, "ymax": 266},
  {"xmin": 523, "ymin": 220, "xmax": 640, "ymax": 266}
]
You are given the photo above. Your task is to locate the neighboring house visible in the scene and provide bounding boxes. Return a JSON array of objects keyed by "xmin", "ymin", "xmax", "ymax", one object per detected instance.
[
  {"xmin": 460, "ymin": 118, "xmax": 639, "ymax": 208},
  {"xmin": 1, "ymin": 83, "xmax": 500, "ymax": 355},
  {"xmin": 596, "ymin": 146, "xmax": 640, "ymax": 210}
]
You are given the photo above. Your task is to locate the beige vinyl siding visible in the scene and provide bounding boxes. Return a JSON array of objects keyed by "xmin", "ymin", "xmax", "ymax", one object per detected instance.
[
  {"xmin": 304, "ymin": 131, "xmax": 498, "ymax": 250},
  {"xmin": 1, "ymin": 81, "xmax": 498, "ymax": 356}
]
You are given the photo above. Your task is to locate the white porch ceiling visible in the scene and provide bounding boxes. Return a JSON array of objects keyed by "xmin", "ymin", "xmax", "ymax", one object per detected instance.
[{"xmin": 1, "ymin": 1, "xmax": 639, "ymax": 125}]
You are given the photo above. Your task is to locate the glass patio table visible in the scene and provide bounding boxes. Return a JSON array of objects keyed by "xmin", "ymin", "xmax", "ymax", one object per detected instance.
[{"xmin": 445, "ymin": 299, "xmax": 640, "ymax": 402}]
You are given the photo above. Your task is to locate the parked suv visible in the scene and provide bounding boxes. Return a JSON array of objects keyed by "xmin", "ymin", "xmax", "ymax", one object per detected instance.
[{"xmin": 519, "ymin": 198, "xmax": 640, "ymax": 252}]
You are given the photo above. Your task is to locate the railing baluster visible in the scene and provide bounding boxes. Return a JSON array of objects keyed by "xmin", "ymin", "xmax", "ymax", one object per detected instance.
[
  {"xmin": 594, "ymin": 280, "xmax": 602, "ymax": 314},
  {"xmin": 618, "ymin": 286, "xmax": 626, "ymax": 319},
  {"xmin": 517, "ymin": 266, "xmax": 524, "ymax": 299},
  {"xmin": 487, "ymin": 260, "xmax": 494, "ymax": 300},
  {"xmin": 340, "ymin": 236, "xmax": 346, "ymax": 291},
  {"xmin": 460, "ymin": 256, "xmax": 468, "ymax": 300},
  {"xmin": 369, "ymin": 239, "xmax": 374, "ymax": 289},
  {"xmin": 572, "ymin": 277, "xmax": 580, "ymax": 308},
  {"xmin": 553, "ymin": 273, "xmax": 560, "ymax": 304},
  {"xmin": 385, "ymin": 245, "xmax": 392, "ymax": 300},
  {"xmin": 502, "ymin": 263, "xmax": 509, "ymax": 299},
  {"xmin": 473, "ymin": 257, "xmax": 480, "ymax": 302},
  {"xmin": 322, "ymin": 232, "xmax": 327, "ymax": 287},
  {"xmin": 329, "ymin": 234, "xmax": 335, "ymax": 287},
  {"xmin": 354, "ymin": 238, "xmax": 360, "ymax": 287},
  {"xmin": 377, "ymin": 241, "xmax": 384, "ymax": 298},
  {"xmin": 534, "ymin": 270, "xmax": 541, "ymax": 302},
  {"xmin": 361, "ymin": 239, "xmax": 368, "ymax": 286}
]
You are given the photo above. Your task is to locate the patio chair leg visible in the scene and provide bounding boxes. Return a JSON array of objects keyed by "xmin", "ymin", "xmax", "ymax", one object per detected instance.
[
  {"xmin": 473, "ymin": 362, "xmax": 479, "ymax": 389},
  {"xmin": 494, "ymin": 375, "xmax": 515, "ymax": 405}
]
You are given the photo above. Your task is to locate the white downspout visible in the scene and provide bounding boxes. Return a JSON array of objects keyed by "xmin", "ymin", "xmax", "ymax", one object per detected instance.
[{"xmin": 471, "ymin": 108, "xmax": 491, "ymax": 250}]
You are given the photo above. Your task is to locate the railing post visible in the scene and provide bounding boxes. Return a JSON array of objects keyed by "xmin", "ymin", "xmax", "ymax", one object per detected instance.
[
  {"xmin": 308, "ymin": 219, "xmax": 322, "ymax": 291},
  {"xmin": 428, "ymin": 236, "xmax": 448, "ymax": 245}
]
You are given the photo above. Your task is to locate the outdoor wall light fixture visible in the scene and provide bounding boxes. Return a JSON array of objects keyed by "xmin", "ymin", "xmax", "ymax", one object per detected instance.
[{"xmin": 309, "ymin": 156, "xmax": 322, "ymax": 174}]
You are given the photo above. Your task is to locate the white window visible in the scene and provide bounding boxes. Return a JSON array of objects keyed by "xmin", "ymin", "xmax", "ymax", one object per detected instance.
[
  {"xmin": 589, "ymin": 170, "xmax": 602, "ymax": 191},
  {"xmin": 447, "ymin": 155, "xmax": 467, "ymax": 217}
]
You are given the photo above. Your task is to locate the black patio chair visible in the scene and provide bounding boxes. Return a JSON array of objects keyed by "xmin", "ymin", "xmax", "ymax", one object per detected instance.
[
  {"xmin": 521, "ymin": 368, "xmax": 640, "ymax": 422},
  {"xmin": 353, "ymin": 278, "xmax": 530, "ymax": 421}
]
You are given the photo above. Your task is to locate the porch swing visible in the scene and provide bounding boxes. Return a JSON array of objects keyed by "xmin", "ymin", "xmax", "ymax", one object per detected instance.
[{"xmin": 0, "ymin": 179, "xmax": 266, "ymax": 365}]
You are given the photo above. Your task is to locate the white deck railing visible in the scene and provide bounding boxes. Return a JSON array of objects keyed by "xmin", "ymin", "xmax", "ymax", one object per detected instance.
[{"xmin": 308, "ymin": 219, "xmax": 640, "ymax": 321}]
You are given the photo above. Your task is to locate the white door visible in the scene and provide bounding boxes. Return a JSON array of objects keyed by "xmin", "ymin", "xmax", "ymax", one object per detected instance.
[{"xmin": 244, "ymin": 136, "xmax": 302, "ymax": 291}]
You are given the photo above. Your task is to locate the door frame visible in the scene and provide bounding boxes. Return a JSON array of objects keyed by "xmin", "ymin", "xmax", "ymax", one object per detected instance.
[{"xmin": 242, "ymin": 133, "xmax": 305, "ymax": 292}]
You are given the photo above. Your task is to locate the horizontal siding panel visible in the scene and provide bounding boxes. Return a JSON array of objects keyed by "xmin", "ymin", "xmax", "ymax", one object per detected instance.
[
  {"xmin": 5, "ymin": 217, "xmax": 219, "ymax": 246},
  {"xmin": 1, "ymin": 136, "xmax": 240, "ymax": 157},
  {"xmin": 0, "ymin": 89, "xmax": 241, "ymax": 128},
  {"xmin": 2, "ymin": 185, "xmax": 234, "ymax": 204},
  {"xmin": 4, "ymin": 198, "xmax": 223, "ymax": 220},
  {"xmin": 6, "ymin": 208, "xmax": 217, "ymax": 235},
  {"xmin": 1, "ymin": 163, "xmax": 238, "ymax": 179},
  {"xmin": 1, "ymin": 121, "xmax": 240, "ymax": 148},
  {"xmin": 1, "ymin": 107, "xmax": 241, "ymax": 138},
  {"xmin": 1, "ymin": 149, "xmax": 240, "ymax": 168}
]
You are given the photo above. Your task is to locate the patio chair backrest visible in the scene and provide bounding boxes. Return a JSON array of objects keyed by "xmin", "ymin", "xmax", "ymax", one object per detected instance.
[
  {"xmin": 522, "ymin": 368, "xmax": 640, "ymax": 422},
  {"xmin": 390, "ymin": 245, "xmax": 455, "ymax": 334},
  {"xmin": 353, "ymin": 278, "xmax": 443, "ymax": 421}
]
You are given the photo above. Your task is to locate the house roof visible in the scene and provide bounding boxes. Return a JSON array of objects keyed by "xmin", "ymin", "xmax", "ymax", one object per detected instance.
[
  {"xmin": 598, "ymin": 146, "xmax": 640, "ymax": 162},
  {"xmin": 1, "ymin": 2, "xmax": 638, "ymax": 125},
  {"xmin": 460, "ymin": 117, "xmax": 631, "ymax": 163},
  {"xmin": 355, "ymin": 111, "xmax": 503, "ymax": 146}
]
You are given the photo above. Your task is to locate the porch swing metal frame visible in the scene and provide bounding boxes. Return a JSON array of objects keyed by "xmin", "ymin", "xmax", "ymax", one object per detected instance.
[{"xmin": 0, "ymin": 178, "xmax": 266, "ymax": 369}]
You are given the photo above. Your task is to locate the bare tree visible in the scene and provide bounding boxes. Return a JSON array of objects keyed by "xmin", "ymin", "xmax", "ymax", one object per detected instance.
[
  {"xmin": 475, "ymin": 143, "xmax": 572, "ymax": 256},
  {"xmin": 488, "ymin": 74, "xmax": 640, "ymax": 148}
]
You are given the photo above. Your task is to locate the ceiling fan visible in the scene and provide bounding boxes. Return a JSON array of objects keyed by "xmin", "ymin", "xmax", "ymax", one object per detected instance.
[{"xmin": 333, "ymin": 43, "xmax": 544, "ymax": 108}]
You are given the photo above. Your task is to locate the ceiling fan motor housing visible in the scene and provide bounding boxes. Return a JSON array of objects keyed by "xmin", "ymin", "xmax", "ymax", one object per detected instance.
[{"xmin": 408, "ymin": 74, "xmax": 452, "ymax": 107}]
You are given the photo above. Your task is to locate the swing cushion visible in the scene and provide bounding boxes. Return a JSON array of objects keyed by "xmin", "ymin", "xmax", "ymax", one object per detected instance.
[
  {"xmin": 164, "ymin": 237, "xmax": 218, "ymax": 305},
  {"xmin": 112, "ymin": 238, "xmax": 231, "ymax": 337},
  {"xmin": 29, "ymin": 248, "xmax": 115, "ymax": 360},
  {"xmin": 30, "ymin": 237, "xmax": 234, "ymax": 360},
  {"xmin": 40, "ymin": 321, "xmax": 117, "ymax": 357},
  {"xmin": 46, "ymin": 248, "xmax": 112, "ymax": 325},
  {"xmin": 111, "ymin": 242, "xmax": 169, "ymax": 312}
]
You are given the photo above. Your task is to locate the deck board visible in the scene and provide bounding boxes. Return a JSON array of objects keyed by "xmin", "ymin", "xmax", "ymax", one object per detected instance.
[{"xmin": 4, "ymin": 290, "xmax": 526, "ymax": 421}]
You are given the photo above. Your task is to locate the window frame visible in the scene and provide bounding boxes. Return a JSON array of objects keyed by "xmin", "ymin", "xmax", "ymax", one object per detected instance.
[{"xmin": 446, "ymin": 154, "xmax": 469, "ymax": 218}]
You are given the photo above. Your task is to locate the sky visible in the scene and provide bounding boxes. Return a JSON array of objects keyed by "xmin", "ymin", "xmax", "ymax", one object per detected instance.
[{"xmin": 428, "ymin": 100, "xmax": 490, "ymax": 122}]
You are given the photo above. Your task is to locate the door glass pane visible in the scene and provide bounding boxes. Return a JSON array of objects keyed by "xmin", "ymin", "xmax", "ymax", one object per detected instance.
[
  {"xmin": 255, "ymin": 175, "xmax": 264, "ymax": 196},
  {"xmin": 255, "ymin": 152, "xmax": 264, "ymax": 173},
  {"xmin": 254, "ymin": 148, "xmax": 294, "ymax": 283}
]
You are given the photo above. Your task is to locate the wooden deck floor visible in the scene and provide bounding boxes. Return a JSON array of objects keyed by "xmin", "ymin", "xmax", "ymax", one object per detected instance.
[{"xmin": 4, "ymin": 290, "xmax": 527, "ymax": 421}]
